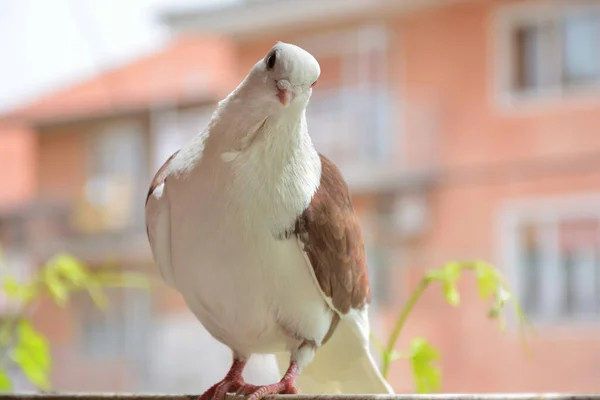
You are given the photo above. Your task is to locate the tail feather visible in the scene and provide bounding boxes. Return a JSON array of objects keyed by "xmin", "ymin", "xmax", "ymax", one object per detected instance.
[{"xmin": 275, "ymin": 317, "xmax": 394, "ymax": 394}]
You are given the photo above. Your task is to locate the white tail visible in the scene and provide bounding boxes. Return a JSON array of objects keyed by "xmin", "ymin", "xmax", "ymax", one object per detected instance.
[{"xmin": 275, "ymin": 316, "xmax": 394, "ymax": 394}]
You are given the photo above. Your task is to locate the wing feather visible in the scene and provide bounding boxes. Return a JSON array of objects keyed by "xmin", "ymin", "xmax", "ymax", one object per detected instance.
[
  {"xmin": 294, "ymin": 153, "xmax": 371, "ymax": 315},
  {"xmin": 145, "ymin": 151, "xmax": 180, "ymax": 288},
  {"xmin": 289, "ymin": 155, "xmax": 392, "ymax": 393}
]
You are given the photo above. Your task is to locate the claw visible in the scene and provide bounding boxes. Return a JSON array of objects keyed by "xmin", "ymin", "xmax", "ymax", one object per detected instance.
[
  {"xmin": 198, "ymin": 359, "xmax": 248, "ymax": 400},
  {"xmin": 245, "ymin": 379, "xmax": 298, "ymax": 400},
  {"xmin": 234, "ymin": 383, "xmax": 260, "ymax": 396},
  {"xmin": 244, "ymin": 361, "xmax": 300, "ymax": 400}
]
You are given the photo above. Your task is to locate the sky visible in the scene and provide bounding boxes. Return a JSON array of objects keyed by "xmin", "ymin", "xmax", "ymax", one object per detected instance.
[{"xmin": 0, "ymin": 0, "xmax": 230, "ymax": 113}]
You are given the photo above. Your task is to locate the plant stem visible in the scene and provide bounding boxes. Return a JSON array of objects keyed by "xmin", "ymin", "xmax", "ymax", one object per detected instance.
[{"xmin": 381, "ymin": 275, "xmax": 432, "ymax": 378}]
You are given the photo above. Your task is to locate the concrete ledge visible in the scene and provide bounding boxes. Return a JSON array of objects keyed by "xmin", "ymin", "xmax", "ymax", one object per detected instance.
[{"xmin": 0, "ymin": 394, "xmax": 598, "ymax": 400}]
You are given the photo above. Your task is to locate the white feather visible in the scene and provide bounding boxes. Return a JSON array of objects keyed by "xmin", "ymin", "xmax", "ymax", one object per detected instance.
[
  {"xmin": 275, "ymin": 311, "xmax": 393, "ymax": 394},
  {"xmin": 145, "ymin": 183, "xmax": 176, "ymax": 288}
]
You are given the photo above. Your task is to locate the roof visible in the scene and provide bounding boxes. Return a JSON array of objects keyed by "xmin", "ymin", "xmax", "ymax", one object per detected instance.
[
  {"xmin": 162, "ymin": 0, "xmax": 452, "ymax": 40},
  {"xmin": 5, "ymin": 35, "xmax": 237, "ymax": 126}
]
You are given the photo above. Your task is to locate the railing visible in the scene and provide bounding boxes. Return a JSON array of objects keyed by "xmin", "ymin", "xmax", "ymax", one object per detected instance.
[
  {"xmin": 308, "ymin": 87, "xmax": 385, "ymax": 161},
  {"xmin": 0, "ymin": 198, "xmax": 148, "ymax": 264},
  {"xmin": 0, "ymin": 393, "xmax": 597, "ymax": 400},
  {"xmin": 307, "ymin": 87, "xmax": 440, "ymax": 192},
  {"xmin": 307, "ymin": 87, "xmax": 394, "ymax": 188}
]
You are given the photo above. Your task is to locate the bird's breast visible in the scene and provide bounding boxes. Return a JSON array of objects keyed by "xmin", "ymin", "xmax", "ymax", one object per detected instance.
[
  {"xmin": 169, "ymin": 208, "xmax": 332, "ymax": 354},
  {"xmin": 223, "ymin": 127, "xmax": 322, "ymax": 237},
  {"xmin": 163, "ymin": 123, "xmax": 329, "ymax": 354}
]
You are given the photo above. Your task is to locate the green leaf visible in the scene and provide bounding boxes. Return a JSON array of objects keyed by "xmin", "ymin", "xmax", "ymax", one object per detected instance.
[
  {"xmin": 11, "ymin": 347, "xmax": 51, "ymax": 390},
  {"xmin": 0, "ymin": 368, "xmax": 13, "ymax": 392},
  {"xmin": 3, "ymin": 277, "xmax": 21, "ymax": 298},
  {"xmin": 475, "ymin": 264, "xmax": 497, "ymax": 300},
  {"xmin": 408, "ymin": 338, "xmax": 441, "ymax": 393},
  {"xmin": 52, "ymin": 253, "xmax": 89, "ymax": 287},
  {"xmin": 11, "ymin": 320, "xmax": 52, "ymax": 391},
  {"xmin": 43, "ymin": 272, "xmax": 69, "ymax": 307},
  {"xmin": 2, "ymin": 276, "xmax": 37, "ymax": 303},
  {"xmin": 443, "ymin": 283, "xmax": 460, "ymax": 306},
  {"xmin": 428, "ymin": 262, "xmax": 462, "ymax": 306},
  {"xmin": 17, "ymin": 320, "xmax": 51, "ymax": 371},
  {"xmin": 443, "ymin": 262, "xmax": 462, "ymax": 282},
  {"xmin": 487, "ymin": 286, "xmax": 513, "ymax": 329}
]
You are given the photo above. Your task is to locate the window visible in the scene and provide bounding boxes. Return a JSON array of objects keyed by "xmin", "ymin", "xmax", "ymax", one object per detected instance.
[
  {"xmin": 502, "ymin": 196, "xmax": 600, "ymax": 322},
  {"xmin": 85, "ymin": 120, "xmax": 146, "ymax": 229},
  {"xmin": 499, "ymin": 2, "xmax": 600, "ymax": 98},
  {"xmin": 151, "ymin": 105, "xmax": 214, "ymax": 173},
  {"xmin": 307, "ymin": 87, "xmax": 389, "ymax": 168},
  {"xmin": 89, "ymin": 122, "xmax": 144, "ymax": 184}
]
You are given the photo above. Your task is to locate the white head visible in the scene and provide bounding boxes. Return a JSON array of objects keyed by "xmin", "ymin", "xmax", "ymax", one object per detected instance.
[{"xmin": 243, "ymin": 42, "xmax": 321, "ymax": 114}]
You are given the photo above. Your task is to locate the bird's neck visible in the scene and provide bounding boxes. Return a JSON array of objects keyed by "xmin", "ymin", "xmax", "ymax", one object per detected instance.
[
  {"xmin": 213, "ymin": 82, "xmax": 309, "ymax": 155},
  {"xmin": 210, "ymin": 89, "xmax": 321, "ymax": 230}
]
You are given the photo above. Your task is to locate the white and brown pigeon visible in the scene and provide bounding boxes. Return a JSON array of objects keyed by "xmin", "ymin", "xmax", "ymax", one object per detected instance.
[{"xmin": 145, "ymin": 41, "xmax": 394, "ymax": 400}]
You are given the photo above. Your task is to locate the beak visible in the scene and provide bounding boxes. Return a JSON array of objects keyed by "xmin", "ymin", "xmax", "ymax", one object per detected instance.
[
  {"xmin": 276, "ymin": 80, "xmax": 296, "ymax": 107},
  {"xmin": 277, "ymin": 88, "xmax": 295, "ymax": 107}
]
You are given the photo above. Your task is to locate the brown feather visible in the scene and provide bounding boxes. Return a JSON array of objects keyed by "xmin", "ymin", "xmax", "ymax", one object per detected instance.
[{"xmin": 295, "ymin": 153, "xmax": 371, "ymax": 315}]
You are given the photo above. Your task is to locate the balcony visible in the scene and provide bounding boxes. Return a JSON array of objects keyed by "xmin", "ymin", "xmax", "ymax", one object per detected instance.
[
  {"xmin": 307, "ymin": 86, "xmax": 439, "ymax": 194},
  {"xmin": 0, "ymin": 194, "xmax": 149, "ymax": 266}
]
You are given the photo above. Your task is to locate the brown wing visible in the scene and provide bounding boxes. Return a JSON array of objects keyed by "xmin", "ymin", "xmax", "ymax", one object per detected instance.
[
  {"xmin": 295, "ymin": 153, "xmax": 371, "ymax": 315},
  {"xmin": 145, "ymin": 150, "xmax": 180, "ymax": 205}
]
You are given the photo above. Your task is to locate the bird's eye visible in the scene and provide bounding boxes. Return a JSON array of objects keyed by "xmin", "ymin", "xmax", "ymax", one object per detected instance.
[
  {"xmin": 310, "ymin": 80, "xmax": 318, "ymax": 88},
  {"xmin": 266, "ymin": 52, "xmax": 277, "ymax": 70}
]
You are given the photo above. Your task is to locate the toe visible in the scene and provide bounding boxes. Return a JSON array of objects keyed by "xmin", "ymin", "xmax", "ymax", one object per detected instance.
[
  {"xmin": 235, "ymin": 384, "xmax": 259, "ymax": 396},
  {"xmin": 214, "ymin": 381, "xmax": 239, "ymax": 400},
  {"xmin": 283, "ymin": 384, "xmax": 298, "ymax": 395},
  {"xmin": 198, "ymin": 384, "xmax": 218, "ymax": 400},
  {"xmin": 246, "ymin": 381, "xmax": 298, "ymax": 400}
]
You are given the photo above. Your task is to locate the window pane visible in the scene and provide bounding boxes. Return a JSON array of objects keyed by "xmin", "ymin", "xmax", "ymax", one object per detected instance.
[
  {"xmin": 512, "ymin": 22, "xmax": 559, "ymax": 92},
  {"xmin": 558, "ymin": 219, "xmax": 600, "ymax": 317},
  {"xmin": 563, "ymin": 14, "xmax": 600, "ymax": 84},
  {"xmin": 90, "ymin": 122, "xmax": 143, "ymax": 179}
]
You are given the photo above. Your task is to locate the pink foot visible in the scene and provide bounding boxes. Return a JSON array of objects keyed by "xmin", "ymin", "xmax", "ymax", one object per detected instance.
[
  {"xmin": 245, "ymin": 362, "xmax": 300, "ymax": 400},
  {"xmin": 199, "ymin": 359, "xmax": 256, "ymax": 400}
]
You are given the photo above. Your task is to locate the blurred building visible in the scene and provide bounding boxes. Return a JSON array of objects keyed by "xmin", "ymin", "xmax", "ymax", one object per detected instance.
[{"xmin": 1, "ymin": 0, "xmax": 600, "ymax": 394}]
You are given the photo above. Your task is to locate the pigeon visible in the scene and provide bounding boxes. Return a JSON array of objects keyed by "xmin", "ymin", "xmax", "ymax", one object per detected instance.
[{"xmin": 145, "ymin": 41, "xmax": 394, "ymax": 400}]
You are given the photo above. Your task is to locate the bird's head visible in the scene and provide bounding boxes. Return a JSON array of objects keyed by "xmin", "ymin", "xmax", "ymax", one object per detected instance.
[{"xmin": 247, "ymin": 42, "xmax": 320, "ymax": 112}]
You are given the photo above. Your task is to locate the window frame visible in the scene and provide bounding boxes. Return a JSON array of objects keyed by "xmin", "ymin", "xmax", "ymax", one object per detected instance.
[
  {"xmin": 492, "ymin": 1, "xmax": 600, "ymax": 111},
  {"xmin": 84, "ymin": 119, "xmax": 147, "ymax": 229},
  {"xmin": 497, "ymin": 192, "xmax": 600, "ymax": 328}
]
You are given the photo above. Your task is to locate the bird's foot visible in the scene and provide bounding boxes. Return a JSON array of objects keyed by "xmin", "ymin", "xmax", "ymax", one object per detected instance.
[
  {"xmin": 198, "ymin": 359, "xmax": 251, "ymax": 400},
  {"xmin": 199, "ymin": 377, "xmax": 258, "ymax": 400},
  {"xmin": 244, "ymin": 378, "xmax": 298, "ymax": 400},
  {"xmin": 244, "ymin": 361, "xmax": 299, "ymax": 400}
]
